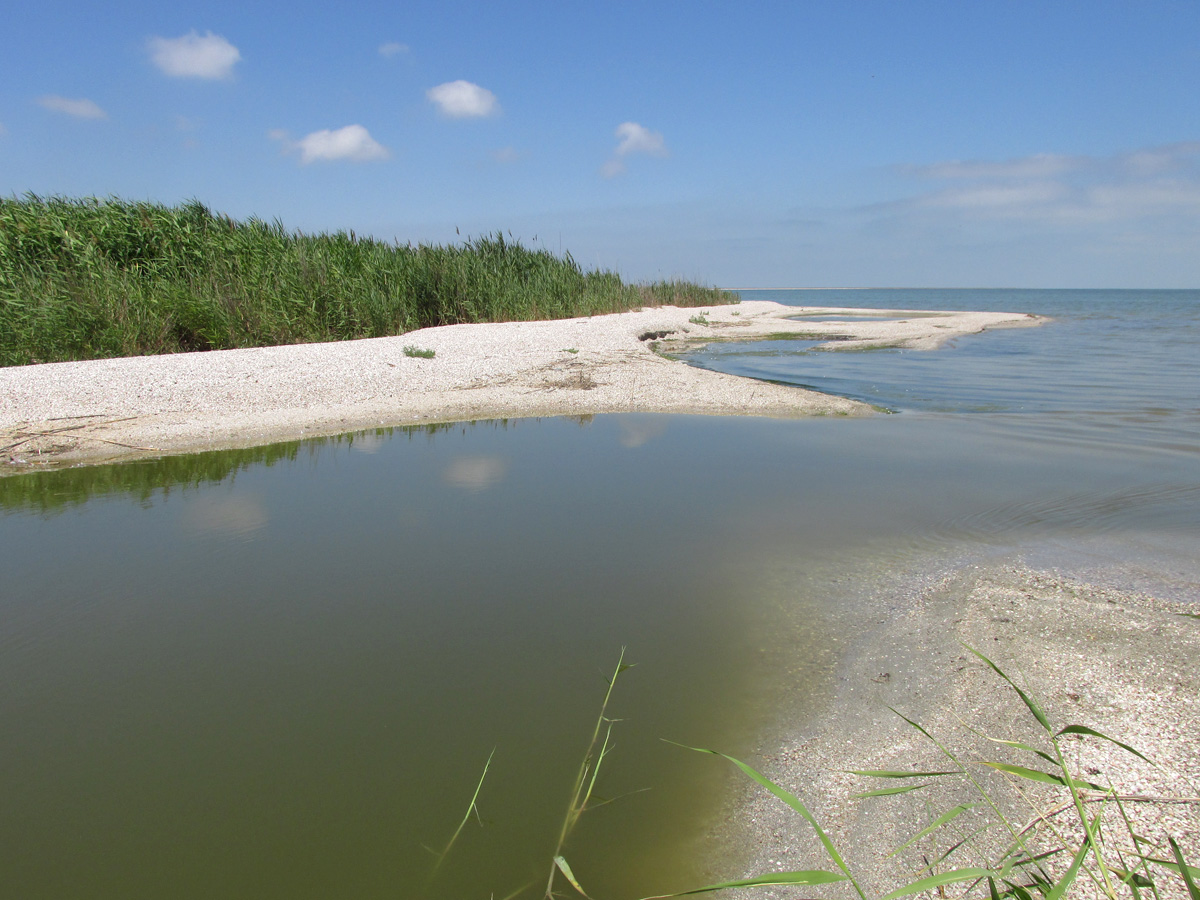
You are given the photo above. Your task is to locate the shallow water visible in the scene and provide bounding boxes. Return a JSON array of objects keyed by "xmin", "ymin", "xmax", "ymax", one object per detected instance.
[{"xmin": 1, "ymin": 290, "xmax": 1198, "ymax": 899}]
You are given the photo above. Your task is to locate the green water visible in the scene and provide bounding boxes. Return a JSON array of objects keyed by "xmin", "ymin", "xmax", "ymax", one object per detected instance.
[
  {"xmin": 1, "ymin": 419, "xmax": 839, "ymax": 899},
  {"xmin": 2, "ymin": 290, "xmax": 1198, "ymax": 899}
]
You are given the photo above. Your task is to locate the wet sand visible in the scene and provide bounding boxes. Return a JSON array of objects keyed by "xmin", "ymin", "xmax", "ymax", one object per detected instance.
[{"xmin": 705, "ymin": 558, "xmax": 1200, "ymax": 898}]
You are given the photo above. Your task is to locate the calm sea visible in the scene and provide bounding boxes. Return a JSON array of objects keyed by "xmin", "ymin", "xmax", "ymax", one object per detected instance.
[{"xmin": 1, "ymin": 289, "xmax": 1196, "ymax": 899}]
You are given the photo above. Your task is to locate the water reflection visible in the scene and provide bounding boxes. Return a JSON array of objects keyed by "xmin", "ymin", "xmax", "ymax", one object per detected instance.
[
  {"xmin": 442, "ymin": 455, "xmax": 508, "ymax": 491},
  {"xmin": 182, "ymin": 493, "xmax": 270, "ymax": 537}
]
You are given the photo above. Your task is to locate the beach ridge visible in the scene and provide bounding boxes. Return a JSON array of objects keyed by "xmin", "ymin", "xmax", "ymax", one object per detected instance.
[{"xmin": 0, "ymin": 300, "xmax": 1040, "ymax": 471}]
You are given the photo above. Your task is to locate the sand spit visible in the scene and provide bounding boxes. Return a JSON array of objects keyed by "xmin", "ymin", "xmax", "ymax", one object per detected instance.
[
  {"xmin": 709, "ymin": 560, "xmax": 1200, "ymax": 899},
  {"xmin": 0, "ymin": 301, "xmax": 1042, "ymax": 471}
]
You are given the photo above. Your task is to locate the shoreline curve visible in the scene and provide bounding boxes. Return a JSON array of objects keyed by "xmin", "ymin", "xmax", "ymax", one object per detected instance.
[{"xmin": 0, "ymin": 301, "xmax": 1043, "ymax": 472}]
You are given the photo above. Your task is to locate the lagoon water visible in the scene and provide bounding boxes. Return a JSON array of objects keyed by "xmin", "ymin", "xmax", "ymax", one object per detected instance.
[{"xmin": 1, "ymin": 289, "xmax": 1198, "ymax": 899}]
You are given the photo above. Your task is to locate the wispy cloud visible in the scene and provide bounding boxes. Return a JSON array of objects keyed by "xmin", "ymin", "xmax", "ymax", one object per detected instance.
[
  {"xmin": 148, "ymin": 31, "xmax": 241, "ymax": 80},
  {"xmin": 902, "ymin": 153, "xmax": 1081, "ymax": 181},
  {"xmin": 426, "ymin": 80, "xmax": 500, "ymax": 118},
  {"xmin": 891, "ymin": 142, "xmax": 1200, "ymax": 224},
  {"xmin": 37, "ymin": 95, "xmax": 107, "ymax": 119},
  {"xmin": 378, "ymin": 41, "xmax": 409, "ymax": 58},
  {"xmin": 602, "ymin": 121, "xmax": 667, "ymax": 177},
  {"xmin": 490, "ymin": 146, "xmax": 523, "ymax": 164},
  {"xmin": 271, "ymin": 125, "xmax": 390, "ymax": 164}
]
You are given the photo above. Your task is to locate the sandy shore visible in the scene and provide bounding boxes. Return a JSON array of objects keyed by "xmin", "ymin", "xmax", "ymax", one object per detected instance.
[
  {"xmin": 706, "ymin": 557, "xmax": 1200, "ymax": 899},
  {"xmin": 0, "ymin": 300, "xmax": 1040, "ymax": 471}
]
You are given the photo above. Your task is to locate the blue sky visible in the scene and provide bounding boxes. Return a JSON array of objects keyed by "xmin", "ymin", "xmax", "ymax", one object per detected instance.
[{"xmin": 3, "ymin": 1, "xmax": 1198, "ymax": 287}]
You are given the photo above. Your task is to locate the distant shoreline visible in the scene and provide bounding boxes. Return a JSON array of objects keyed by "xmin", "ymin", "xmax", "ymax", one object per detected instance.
[{"xmin": 0, "ymin": 301, "xmax": 1042, "ymax": 472}]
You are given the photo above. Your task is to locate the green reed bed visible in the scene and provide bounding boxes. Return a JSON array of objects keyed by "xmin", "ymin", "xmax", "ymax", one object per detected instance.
[{"xmin": 0, "ymin": 195, "xmax": 727, "ymax": 367}]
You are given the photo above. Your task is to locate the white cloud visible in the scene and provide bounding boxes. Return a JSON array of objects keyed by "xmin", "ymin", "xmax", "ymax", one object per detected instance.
[
  {"xmin": 426, "ymin": 80, "xmax": 500, "ymax": 118},
  {"xmin": 1119, "ymin": 142, "xmax": 1200, "ymax": 176},
  {"xmin": 919, "ymin": 181, "xmax": 1068, "ymax": 210},
  {"xmin": 379, "ymin": 41, "xmax": 409, "ymax": 58},
  {"xmin": 148, "ymin": 31, "xmax": 241, "ymax": 80},
  {"xmin": 614, "ymin": 121, "xmax": 667, "ymax": 157},
  {"xmin": 287, "ymin": 125, "xmax": 389, "ymax": 164},
  {"xmin": 602, "ymin": 121, "xmax": 667, "ymax": 178},
  {"xmin": 908, "ymin": 153, "xmax": 1079, "ymax": 181},
  {"xmin": 890, "ymin": 143, "xmax": 1200, "ymax": 225},
  {"xmin": 1087, "ymin": 180, "xmax": 1200, "ymax": 216},
  {"xmin": 37, "ymin": 95, "xmax": 107, "ymax": 119}
]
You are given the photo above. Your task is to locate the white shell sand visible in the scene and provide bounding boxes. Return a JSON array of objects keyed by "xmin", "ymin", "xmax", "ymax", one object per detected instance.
[{"xmin": 0, "ymin": 300, "xmax": 1040, "ymax": 469}]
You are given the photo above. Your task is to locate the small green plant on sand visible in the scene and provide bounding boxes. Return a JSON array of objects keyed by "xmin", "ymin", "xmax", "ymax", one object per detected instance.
[
  {"xmin": 651, "ymin": 645, "xmax": 1199, "ymax": 900},
  {"xmin": 689, "ymin": 313, "xmax": 710, "ymax": 326},
  {"xmin": 404, "ymin": 345, "xmax": 436, "ymax": 359}
]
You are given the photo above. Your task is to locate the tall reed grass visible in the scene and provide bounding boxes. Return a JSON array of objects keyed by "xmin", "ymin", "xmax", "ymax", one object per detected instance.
[{"xmin": 0, "ymin": 195, "xmax": 728, "ymax": 366}]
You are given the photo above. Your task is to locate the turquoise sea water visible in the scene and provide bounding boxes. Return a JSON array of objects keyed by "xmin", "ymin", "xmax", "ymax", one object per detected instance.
[{"xmin": 1, "ymin": 289, "xmax": 1197, "ymax": 899}]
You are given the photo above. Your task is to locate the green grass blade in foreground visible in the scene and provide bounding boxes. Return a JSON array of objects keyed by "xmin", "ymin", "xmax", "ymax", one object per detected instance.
[
  {"xmin": 978, "ymin": 761, "xmax": 1107, "ymax": 792},
  {"xmin": 960, "ymin": 646, "xmax": 1124, "ymax": 892},
  {"xmin": 879, "ymin": 867, "xmax": 996, "ymax": 900},
  {"xmin": 1171, "ymin": 837, "xmax": 1200, "ymax": 900},
  {"xmin": 962, "ymin": 644, "xmax": 1052, "ymax": 734},
  {"xmin": 1113, "ymin": 794, "xmax": 1163, "ymax": 900},
  {"xmin": 545, "ymin": 649, "xmax": 632, "ymax": 899},
  {"xmin": 1055, "ymin": 724, "xmax": 1152, "ymax": 764},
  {"xmin": 1142, "ymin": 854, "xmax": 1200, "ymax": 882},
  {"xmin": 885, "ymin": 706, "xmax": 1055, "ymax": 886},
  {"xmin": 852, "ymin": 783, "xmax": 933, "ymax": 799},
  {"xmin": 668, "ymin": 742, "xmax": 868, "ymax": 900},
  {"xmin": 553, "ymin": 856, "xmax": 591, "ymax": 898},
  {"xmin": 1043, "ymin": 820, "xmax": 1095, "ymax": 900},
  {"xmin": 639, "ymin": 869, "xmax": 847, "ymax": 899},
  {"xmin": 428, "ymin": 747, "xmax": 494, "ymax": 878},
  {"xmin": 850, "ymin": 766, "xmax": 962, "ymax": 799},
  {"xmin": 888, "ymin": 804, "xmax": 977, "ymax": 858}
]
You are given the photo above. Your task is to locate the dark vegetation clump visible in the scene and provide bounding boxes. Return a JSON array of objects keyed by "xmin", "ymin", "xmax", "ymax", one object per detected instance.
[{"xmin": 0, "ymin": 195, "xmax": 728, "ymax": 366}]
